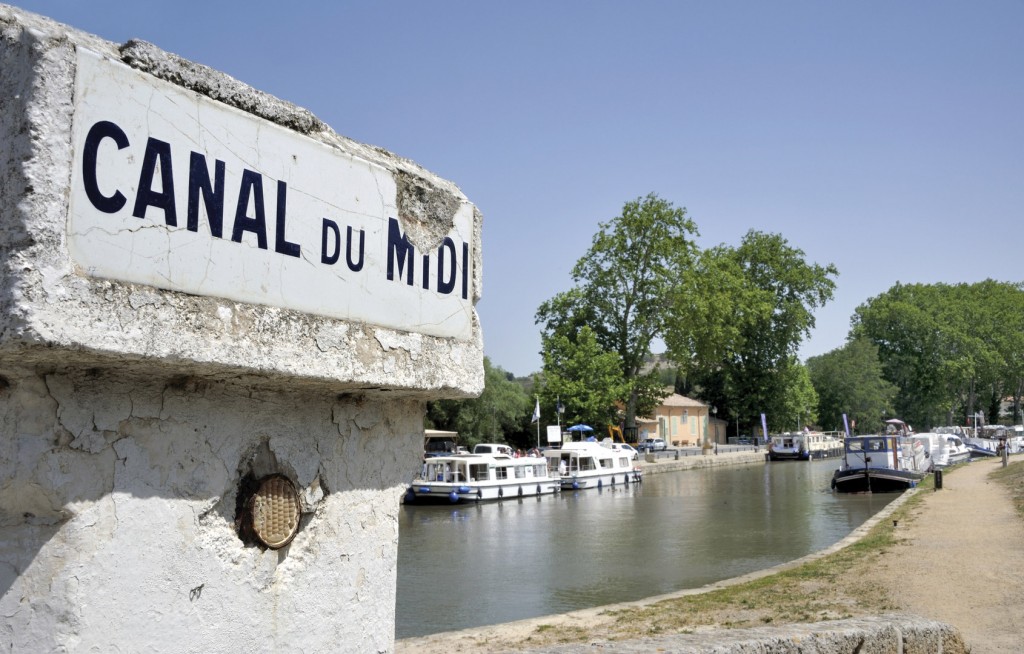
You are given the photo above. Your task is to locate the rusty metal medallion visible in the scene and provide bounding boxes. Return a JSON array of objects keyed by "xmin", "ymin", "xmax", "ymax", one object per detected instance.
[{"xmin": 249, "ymin": 474, "xmax": 301, "ymax": 549}]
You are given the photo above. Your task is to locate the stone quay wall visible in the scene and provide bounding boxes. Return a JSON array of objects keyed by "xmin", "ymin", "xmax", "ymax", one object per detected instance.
[{"xmin": 638, "ymin": 449, "xmax": 767, "ymax": 474}]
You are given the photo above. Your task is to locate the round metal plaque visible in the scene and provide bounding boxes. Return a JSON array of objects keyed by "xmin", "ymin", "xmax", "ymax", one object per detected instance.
[{"xmin": 249, "ymin": 475, "xmax": 301, "ymax": 549}]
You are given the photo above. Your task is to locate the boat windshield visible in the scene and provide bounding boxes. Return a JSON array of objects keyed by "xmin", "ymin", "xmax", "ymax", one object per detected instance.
[
  {"xmin": 846, "ymin": 438, "xmax": 889, "ymax": 453},
  {"xmin": 423, "ymin": 460, "xmax": 467, "ymax": 482}
]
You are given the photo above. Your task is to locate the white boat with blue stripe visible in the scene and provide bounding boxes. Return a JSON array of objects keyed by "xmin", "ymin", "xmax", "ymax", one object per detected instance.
[
  {"xmin": 543, "ymin": 440, "xmax": 643, "ymax": 491},
  {"xmin": 405, "ymin": 449, "xmax": 559, "ymax": 504}
]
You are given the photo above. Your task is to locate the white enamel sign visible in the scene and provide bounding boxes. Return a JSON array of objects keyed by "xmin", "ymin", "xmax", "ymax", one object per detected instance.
[{"xmin": 68, "ymin": 49, "xmax": 474, "ymax": 340}]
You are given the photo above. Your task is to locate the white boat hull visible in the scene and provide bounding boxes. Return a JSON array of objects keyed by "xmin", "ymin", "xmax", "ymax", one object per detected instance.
[
  {"xmin": 406, "ymin": 479, "xmax": 560, "ymax": 504},
  {"xmin": 559, "ymin": 468, "xmax": 643, "ymax": 490},
  {"xmin": 405, "ymin": 453, "xmax": 559, "ymax": 504}
]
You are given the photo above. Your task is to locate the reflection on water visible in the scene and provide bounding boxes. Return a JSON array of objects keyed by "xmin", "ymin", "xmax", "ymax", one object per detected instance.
[{"xmin": 395, "ymin": 459, "xmax": 894, "ymax": 639}]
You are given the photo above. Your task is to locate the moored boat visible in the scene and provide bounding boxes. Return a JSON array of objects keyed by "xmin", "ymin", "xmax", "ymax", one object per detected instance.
[
  {"xmin": 911, "ymin": 432, "xmax": 971, "ymax": 469},
  {"xmin": 768, "ymin": 431, "xmax": 844, "ymax": 461},
  {"xmin": 768, "ymin": 433, "xmax": 809, "ymax": 461},
  {"xmin": 831, "ymin": 429, "xmax": 931, "ymax": 493},
  {"xmin": 943, "ymin": 435, "xmax": 972, "ymax": 466},
  {"xmin": 544, "ymin": 439, "xmax": 643, "ymax": 490},
  {"xmin": 963, "ymin": 436, "xmax": 999, "ymax": 458},
  {"xmin": 938, "ymin": 434, "xmax": 971, "ymax": 467},
  {"xmin": 405, "ymin": 451, "xmax": 559, "ymax": 504},
  {"xmin": 806, "ymin": 431, "xmax": 845, "ymax": 459}
]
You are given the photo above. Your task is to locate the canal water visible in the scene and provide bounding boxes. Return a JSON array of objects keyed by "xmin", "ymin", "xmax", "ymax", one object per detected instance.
[{"xmin": 395, "ymin": 459, "xmax": 895, "ymax": 639}]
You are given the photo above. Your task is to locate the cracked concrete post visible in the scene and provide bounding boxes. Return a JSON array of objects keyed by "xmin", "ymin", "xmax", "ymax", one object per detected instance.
[{"xmin": 0, "ymin": 5, "xmax": 483, "ymax": 652}]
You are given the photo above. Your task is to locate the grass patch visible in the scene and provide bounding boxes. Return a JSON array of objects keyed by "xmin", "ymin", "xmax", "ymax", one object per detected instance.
[
  {"xmin": 519, "ymin": 485, "xmax": 931, "ymax": 648},
  {"xmin": 509, "ymin": 465, "xmax": 986, "ymax": 650},
  {"xmin": 989, "ymin": 459, "xmax": 1024, "ymax": 517}
]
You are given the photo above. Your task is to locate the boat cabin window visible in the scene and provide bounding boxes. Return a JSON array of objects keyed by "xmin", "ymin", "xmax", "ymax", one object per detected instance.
[
  {"xmin": 494, "ymin": 466, "xmax": 509, "ymax": 480},
  {"xmin": 514, "ymin": 464, "xmax": 527, "ymax": 479},
  {"xmin": 469, "ymin": 463, "xmax": 488, "ymax": 481},
  {"xmin": 847, "ymin": 438, "xmax": 887, "ymax": 453},
  {"xmin": 424, "ymin": 461, "xmax": 447, "ymax": 481},
  {"xmin": 599, "ymin": 457, "xmax": 613, "ymax": 469}
]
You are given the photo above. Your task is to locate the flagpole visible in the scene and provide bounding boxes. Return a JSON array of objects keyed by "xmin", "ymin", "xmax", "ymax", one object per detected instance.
[{"xmin": 535, "ymin": 395, "xmax": 540, "ymax": 449}]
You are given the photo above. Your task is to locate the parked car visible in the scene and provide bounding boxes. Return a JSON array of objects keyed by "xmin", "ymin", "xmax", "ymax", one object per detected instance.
[
  {"xmin": 640, "ymin": 438, "xmax": 667, "ymax": 452},
  {"xmin": 618, "ymin": 443, "xmax": 639, "ymax": 460}
]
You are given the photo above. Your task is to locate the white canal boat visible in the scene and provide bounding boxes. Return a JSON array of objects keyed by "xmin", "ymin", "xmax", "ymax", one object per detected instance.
[
  {"xmin": 768, "ymin": 431, "xmax": 844, "ymax": 461},
  {"xmin": 768, "ymin": 433, "xmax": 809, "ymax": 460},
  {"xmin": 913, "ymin": 432, "xmax": 971, "ymax": 469},
  {"xmin": 405, "ymin": 449, "xmax": 559, "ymax": 504},
  {"xmin": 543, "ymin": 440, "xmax": 643, "ymax": 490},
  {"xmin": 807, "ymin": 431, "xmax": 845, "ymax": 459}
]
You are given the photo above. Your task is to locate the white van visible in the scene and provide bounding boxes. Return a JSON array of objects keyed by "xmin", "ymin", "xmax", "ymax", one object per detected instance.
[{"xmin": 472, "ymin": 443, "xmax": 514, "ymax": 457}]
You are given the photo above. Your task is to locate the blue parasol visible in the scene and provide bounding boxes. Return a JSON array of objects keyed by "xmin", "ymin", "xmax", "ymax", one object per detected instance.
[{"xmin": 566, "ymin": 424, "xmax": 594, "ymax": 432}]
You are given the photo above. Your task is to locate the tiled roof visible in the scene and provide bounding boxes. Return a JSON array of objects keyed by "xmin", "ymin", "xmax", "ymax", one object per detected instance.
[{"xmin": 660, "ymin": 394, "xmax": 707, "ymax": 408}]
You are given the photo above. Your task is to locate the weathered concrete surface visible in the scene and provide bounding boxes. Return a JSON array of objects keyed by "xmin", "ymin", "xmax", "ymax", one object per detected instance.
[
  {"xmin": 0, "ymin": 5, "xmax": 483, "ymax": 653},
  {"xmin": 0, "ymin": 368, "xmax": 425, "ymax": 652},
  {"xmin": 510, "ymin": 615, "xmax": 967, "ymax": 653}
]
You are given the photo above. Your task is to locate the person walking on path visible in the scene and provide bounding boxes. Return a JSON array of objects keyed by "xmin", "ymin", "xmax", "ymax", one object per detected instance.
[{"xmin": 879, "ymin": 457, "xmax": 1024, "ymax": 652}]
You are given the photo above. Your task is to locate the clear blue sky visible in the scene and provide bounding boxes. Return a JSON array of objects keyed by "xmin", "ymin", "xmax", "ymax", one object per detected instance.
[{"xmin": 17, "ymin": 1, "xmax": 1024, "ymax": 377}]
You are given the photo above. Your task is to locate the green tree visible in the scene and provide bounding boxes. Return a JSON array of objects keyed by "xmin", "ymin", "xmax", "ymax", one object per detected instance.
[
  {"xmin": 852, "ymin": 283, "xmax": 954, "ymax": 427},
  {"xmin": 806, "ymin": 337, "xmax": 896, "ymax": 433},
  {"xmin": 776, "ymin": 359, "xmax": 819, "ymax": 431},
  {"xmin": 539, "ymin": 326, "xmax": 624, "ymax": 428},
  {"xmin": 425, "ymin": 357, "xmax": 531, "ymax": 448},
  {"xmin": 535, "ymin": 193, "xmax": 696, "ymax": 432},
  {"xmin": 667, "ymin": 230, "xmax": 837, "ymax": 436},
  {"xmin": 855, "ymin": 282, "xmax": 985, "ymax": 427},
  {"xmin": 854, "ymin": 280, "xmax": 1024, "ymax": 428},
  {"xmin": 968, "ymin": 280, "xmax": 1024, "ymax": 424}
]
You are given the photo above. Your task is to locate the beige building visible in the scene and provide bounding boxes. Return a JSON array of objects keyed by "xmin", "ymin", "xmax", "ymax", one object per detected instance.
[{"xmin": 638, "ymin": 393, "xmax": 728, "ymax": 446}]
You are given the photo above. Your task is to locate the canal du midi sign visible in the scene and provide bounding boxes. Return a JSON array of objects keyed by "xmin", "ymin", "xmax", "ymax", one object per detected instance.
[{"xmin": 69, "ymin": 49, "xmax": 474, "ymax": 340}]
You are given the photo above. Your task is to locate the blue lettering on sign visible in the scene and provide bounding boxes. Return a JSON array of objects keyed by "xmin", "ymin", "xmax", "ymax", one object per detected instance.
[
  {"xmin": 80, "ymin": 119, "xmax": 471, "ymax": 302},
  {"xmin": 81, "ymin": 119, "xmax": 301, "ymax": 258},
  {"xmin": 82, "ymin": 120, "xmax": 129, "ymax": 213},
  {"xmin": 321, "ymin": 219, "xmax": 341, "ymax": 265},
  {"xmin": 231, "ymin": 170, "xmax": 268, "ymax": 249},
  {"xmin": 133, "ymin": 137, "xmax": 177, "ymax": 225},
  {"xmin": 187, "ymin": 152, "xmax": 225, "ymax": 237},
  {"xmin": 345, "ymin": 225, "xmax": 365, "ymax": 272},
  {"xmin": 273, "ymin": 180, "xmax": 300, "ymax": 258},
  {"xmin": 387, "ymin": 217, "xmax": 415, "ymax": 286},
  {"xmin": 386, "ymin": 218, "xmax": 469, "ymax": 299},
  {"xmin": 437, "ymin": 237, "xmax": 456, "ymax": 295},
  {"xmin": 320, "ymin": 220, "xmax": 365, "ymax": 271}
]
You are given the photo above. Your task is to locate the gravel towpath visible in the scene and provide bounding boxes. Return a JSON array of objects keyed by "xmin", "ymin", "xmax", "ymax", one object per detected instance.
[{"xmin": 878, "ymin": 457, "xmax": 1024, "ymax": 652}]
